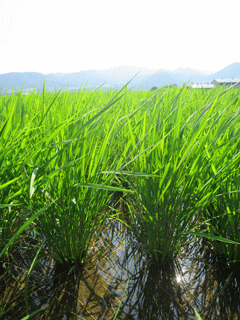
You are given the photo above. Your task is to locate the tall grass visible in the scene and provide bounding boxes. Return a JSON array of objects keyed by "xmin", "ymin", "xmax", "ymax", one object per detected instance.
[
  {"xmin": 1, "ymin": 85, "xmax": 240, "ymax": 266},
  {"xmin": 110, "ymin": 85, "xmax": 240, "ymax": 265},
  {"xmin": 1, "ymin": 83, "xmax": 140, "ymax": 267}
]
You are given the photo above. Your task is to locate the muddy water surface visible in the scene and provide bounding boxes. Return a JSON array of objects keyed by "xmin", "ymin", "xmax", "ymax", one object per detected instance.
[{"xmin": 1, "ymin": 219, "xmax": 240, "ymax": 319}]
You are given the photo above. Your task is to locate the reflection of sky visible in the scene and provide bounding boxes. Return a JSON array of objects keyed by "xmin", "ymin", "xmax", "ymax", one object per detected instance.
[
  {"xmin": 3, "ymin": 218, "xmax": 240, "ymax": 319},
  {"xmin": 96, "ymin": 219, "xmax": 240, "ymax": 318},
  {"xmin": 95, "ymin": 221, "xmax": 200, "ymax": 318}
]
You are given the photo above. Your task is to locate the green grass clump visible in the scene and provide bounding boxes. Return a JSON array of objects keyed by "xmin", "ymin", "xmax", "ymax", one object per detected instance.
[
  {"xmin": 1, "ymin": 83, "xmax": 240, "ymax": 268},
  {"xmin": 113, "ymin": 85, "xmax": 240, "ymax": 265}
]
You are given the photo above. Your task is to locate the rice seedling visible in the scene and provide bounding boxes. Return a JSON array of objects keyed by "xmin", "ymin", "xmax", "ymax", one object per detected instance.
[
  {"xmin": 200, "ymin": 164, "xmax": 240, "ymax": 263},
  {"xmin": 17, "ymin": 82, "xmax": 143, "ymax": 267},
  {"xmin": 114, "ymin": 85, "xmax": 240, "ymax": 266},
  {"xmin": 192, "ymin": 88, "xmax": 240, "ymax": 264},
  {"xmin": 0, "ymin": 93, "xmax": 31, "ymax": 259}
]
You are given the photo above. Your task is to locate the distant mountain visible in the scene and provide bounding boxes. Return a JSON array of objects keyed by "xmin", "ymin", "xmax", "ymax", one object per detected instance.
[
  {"xmin": 0, "ymin": 66, "xmax": 158, "ymax": 92},
  {"xmin": 57, "ymin": 70, "xmax": 108, "ymax": 88},
  {"xmin": 0, "ymin": 72, "xmax": 46, "ymax": 92},
  {"xmin": 139, "ymin": 70, "xmax": 180, "ymax": 89},
  {"xmin": 173, "ymin": 67, "xmax": 205, "ymax": 75},
  {"xmin": 205, "ymin": 62, "xmax": 240, "ymax": 81},
  {"xmin": 140, "ymin": 69, "xmax": 207, "ymax": 89},
  {"xmin": 93, "ymin": 66, "xmax": 158, "ymax": 88},
  {"xmin": 1, "ymin": 63, "xmax": 240, "ymax": 93},
  {"xmin": 139, "ymin": 63, "xmax": 240, "ymax": 89},
  {"xmin": 95, "ymin": 65, "xmax": 156, "ymax": 78},
  {"xmin": 0, "ymin": 71, "xmax": 108, "ymax": 93}
]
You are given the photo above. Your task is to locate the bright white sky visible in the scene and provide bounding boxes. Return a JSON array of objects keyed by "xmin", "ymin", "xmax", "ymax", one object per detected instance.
[{"xmin": 0, "ymin": 0, "xmax": 239, "ymax": 74}]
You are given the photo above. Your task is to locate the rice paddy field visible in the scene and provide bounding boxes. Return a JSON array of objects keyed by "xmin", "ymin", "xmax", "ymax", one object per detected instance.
[{"xmin": 1, "ymin": 82, "xmax": 240, "ymax": 319}]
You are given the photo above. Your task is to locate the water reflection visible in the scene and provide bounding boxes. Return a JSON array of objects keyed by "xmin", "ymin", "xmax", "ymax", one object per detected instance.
[
  {"xmin": 187, "ymin": 238, "xmax": 240, "ymax": 319},
  {"xmin": 103, "ymin": 222, "xmax": 194, "ymax": 319},
  {"xmin": 1, "ymin": 214, "xmax": 240, "ymax": 319}
]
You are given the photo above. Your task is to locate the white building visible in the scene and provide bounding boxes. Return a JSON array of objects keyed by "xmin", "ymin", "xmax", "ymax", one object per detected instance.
[
  {"xmin": 190, "ymin": 84, "xmax": 215, "ymax": 89},
  {"xmin": 211, "ymin": 79, "xmax": 240, "ymax": 87}
]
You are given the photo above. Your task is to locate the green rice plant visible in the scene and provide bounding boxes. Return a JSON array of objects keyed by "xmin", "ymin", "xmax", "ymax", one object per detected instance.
[
  {"xmin": 0, "ymin": 84, "xmax": 136, "ymax": 315},
  {"xmin": 0, "ymin": 90, "xmax": 52, "ymax": 317},
  {"xmin": 0, "ymin": 94, "xmax": 32, "ymax": 258},
  {"xmin": 201, "ymin": 162, "xmax": 240, "ymax": 263},
  {"xmin": 193, "ymin": 88, "xmax": 240, "ymax": 263},
  {"xmin": 0, "ymin": 181, "xmax": 21, "ymax": 261},
  {"xmin": 116, "ymin": 85, "xmax": 240, "ymax": 265},
  {"xmin": 22, "ymin": 83, "xmax": 139, "ymax": 267},
  {"xmin": 1, "ymin": 82, "xmax": 150, "ymax": 267},
  {"xmin": 193, "ymin": 308, "xmax": 202, "ymax": 320}
]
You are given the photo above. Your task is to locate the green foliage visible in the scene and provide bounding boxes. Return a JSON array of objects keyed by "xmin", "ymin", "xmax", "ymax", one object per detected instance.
[
  {"xmin": 109, "ymin": 85, "xmax": 240, "ymax": 265},
  {"xmin": 1, "ymin": 84, "xmax": 240, "ymax": 317}
]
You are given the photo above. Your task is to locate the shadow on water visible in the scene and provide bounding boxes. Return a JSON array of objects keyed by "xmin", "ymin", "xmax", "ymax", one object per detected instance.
[
  {"xmin": 188, "ymin": 238, "xmax": 240, "ymax": 320},
  {"xmin": 1, "ymin": 205, "xmax": 240, "ymax": 319}
]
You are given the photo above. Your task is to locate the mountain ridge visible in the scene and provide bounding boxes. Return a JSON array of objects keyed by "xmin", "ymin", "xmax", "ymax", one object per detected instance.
[{"xmin": 1, "ymin": 62, "xmax": 240, "ymax": 93}]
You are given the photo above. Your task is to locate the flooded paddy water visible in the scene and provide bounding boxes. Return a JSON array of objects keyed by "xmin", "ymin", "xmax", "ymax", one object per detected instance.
[{"xmin": 1, "ymin": 205, "xmax": 240, "ymax": 320}]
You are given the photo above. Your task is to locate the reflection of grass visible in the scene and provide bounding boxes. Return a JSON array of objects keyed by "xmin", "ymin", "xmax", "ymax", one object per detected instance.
[
  {"xmin": 0, "ymin": 205, "xmax": 51, "ymax": 319},
  {"xmin": 0, "ymin": 221, "xmax": 130, "ymax": 319},
  {"xmin": 113, "ymin": 280, "xmax": 129, "ymax": 320}
]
